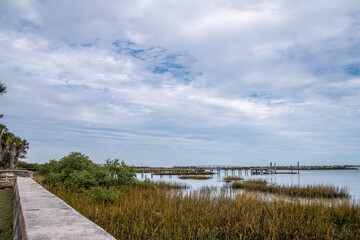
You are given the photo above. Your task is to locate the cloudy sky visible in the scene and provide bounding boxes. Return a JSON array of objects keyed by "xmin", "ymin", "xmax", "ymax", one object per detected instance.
[{"xmin": 1, "ymin": 0, "xmax": 360, "ymax": 166}]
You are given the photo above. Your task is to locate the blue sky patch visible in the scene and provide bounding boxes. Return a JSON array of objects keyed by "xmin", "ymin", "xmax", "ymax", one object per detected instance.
[
  {"xmin": 112, "ymin": 40, "xmax": 197, "ymax": 81},
  {"xmin": 344, "ymin": 64, "xmax": 360, "ymax": 76}
]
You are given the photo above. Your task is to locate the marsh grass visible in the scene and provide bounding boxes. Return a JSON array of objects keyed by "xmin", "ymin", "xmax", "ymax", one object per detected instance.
[
  {"xmin": 152, "ymin": 170, "xmax": 214, "ymax": 175},
  {"xmin": 179, "ymin": 175, "xmax": 212, "ymax": 180},
  {"xmin": 32, "ymin": 172, "xmax": 44, "ymax": 183},
  {"xmin": 223, "ymin": 176, "xmax": 244, "ymax": 182},
  {"xmin": 232, "ymin": 179, "xmax": 349, "ymax": 199},
  {"xmin": 49, "ymin": 185, "xmax": 360, "ymax": 239},
  {"xmin": 151, "ymin": 181, "xmax": 188, "ymax": 189}
]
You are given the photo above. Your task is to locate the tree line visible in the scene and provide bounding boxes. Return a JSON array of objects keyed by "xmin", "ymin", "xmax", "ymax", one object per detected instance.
[{"xmin": 0, "ymin": 82, "xmax": 29, "ymax": 169}]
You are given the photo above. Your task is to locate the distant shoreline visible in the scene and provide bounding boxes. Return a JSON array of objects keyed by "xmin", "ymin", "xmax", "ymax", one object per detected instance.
[{"xmin": 134, "ymin": 165, "xmax": 359, "ymax": 171}]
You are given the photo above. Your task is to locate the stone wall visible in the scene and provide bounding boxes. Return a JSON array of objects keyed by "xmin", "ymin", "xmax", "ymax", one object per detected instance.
[
  {"xmin": 13, "ymin": 177, "xmax": 116, "ymax": 240},
  {"xmin": 0, "ymin": 170, "xmax": 33, "ymax": 189}
]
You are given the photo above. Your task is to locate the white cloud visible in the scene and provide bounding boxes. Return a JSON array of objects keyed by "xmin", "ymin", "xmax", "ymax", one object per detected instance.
[{"xmin": 1, "ymin": 0, "xmax": 360, "ymax": 165}]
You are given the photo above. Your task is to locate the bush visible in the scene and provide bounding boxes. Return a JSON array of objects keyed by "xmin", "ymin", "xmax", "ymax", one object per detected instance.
[
  {"xmin": 103, "ymin": 159, "xmax": 136, "ymax": 187},
  {"xmin": 63, "ymin": 170, "xmax": 97, "ymax": 190},
  {"xmin": 0, "ymin": 152, "xmax": 10, "ymax": 168},
  {"xmin": 17, "ymin": 161, "xmax": 40, "ymax": 171},
  {"xmin": 40, "ymin": 152, "xmax": 136, "ymax": 191},
  {"xmin": 89, "ymin": 186, "xmax": 119, "ymax": 203},
  {"xmin": 135, "ymin": 178, "xmax": 156, "ymax": 189},
  {"xmin": 42, "ymin": 172, "xmax": 64, "ymax": 186}
]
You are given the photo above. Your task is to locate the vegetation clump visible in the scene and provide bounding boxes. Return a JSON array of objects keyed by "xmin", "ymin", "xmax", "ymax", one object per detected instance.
[
  {"xmin": 0, "ymin": 124, "xmax": 29, "ymax": 170},
  {"xmin": 49, "ymin": 185, "xmax": 360, "ymax": 239},
  {"xmin": 151, "ymin": 181, "xmax": 188, "ymax": 189},
  {"xmin": 17, "ymin": 161, "xmax": 41, "ymax": 171},
  {"xmin": 39, "ymin": 152, "xmax": 136, "ymax": 191},
  {"xmin": 152, "ymin": 170, "xmax": 214, "ymax": 175},
  {"xmin": 232, "ymin": 179, "xmax": 349, "ymax": 199},
  {"xmin": 223, "ymin": 176, "xmax": 243, "ymax": 182},
  {"xmin": 89, "ymin": 186, "xmax": 120, "ymax": 204},
  {"xmin": 179, "ymin": 175, "xmax": 211, "ymax": 180}
]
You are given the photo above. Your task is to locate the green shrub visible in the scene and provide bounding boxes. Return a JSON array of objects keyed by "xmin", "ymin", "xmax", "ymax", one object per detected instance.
[
  {"xmin": 40, "ymin": 152, "xmax": 136, "ymax": 191},
  {"xmin": 17, "ymin": 161, "xmax": 40, "ymax": 171},
  {"xmin": 135, "ymin": 178, "xmax": 156, "ymax": 189},
  {"xmin": 42, "ymin": 172, "xmax": 64, "ymax": 186},
  {"xmin": 39, "ymin": 159, "xmax": 62, "ymax": 176},
  {"xmin": 63, "ymin": 170, "xmax": 97, "ymax": 190},
  {"xmin": 89, "ymin": 186, "xmax": 119, "ymax": 203},
  {"xmin": 103, "ymin": 159, "xmax": 136, "ymax": 187}
]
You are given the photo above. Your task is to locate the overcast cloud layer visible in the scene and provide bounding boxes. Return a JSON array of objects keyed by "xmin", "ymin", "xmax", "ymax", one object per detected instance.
[{"xmin": 1, "ymin": 0, "xmax": 360, "ymax": 166}]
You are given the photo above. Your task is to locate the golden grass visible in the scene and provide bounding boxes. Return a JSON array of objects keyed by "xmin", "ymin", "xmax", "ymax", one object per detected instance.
[
  {"xmin": 223, "ymin": 176, "xmax": 244, "ymax": 182},
  {"xmin": 151, "ymin": 181, "xmax": 188, "ymax": 189},
  {"xmin": 49, "ymin": 185, "xmax": 360, "ymax": 239},
  {"xmin": 232, "ymin": 179, "xmax": 349, "ymax": 199},
  {"xmin": 151, "ymin": 170, "xmax": 214, "ymax": 175},
  {"xmin": 32, "ymin": 172, "xmax": 44, "ymax": 183}
]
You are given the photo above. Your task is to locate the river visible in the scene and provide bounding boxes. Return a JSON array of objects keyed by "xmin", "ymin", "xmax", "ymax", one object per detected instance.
[{"xmin": 136, "ymin": 168, "xmax": 360, "ymax": 201}]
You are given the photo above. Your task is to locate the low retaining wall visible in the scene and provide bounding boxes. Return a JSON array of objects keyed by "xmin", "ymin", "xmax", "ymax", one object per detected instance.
[
  {"xmin": 13, "ymin": 177, "xmax": 116, "ymax": 240},
  {"xmin": 0, "ymin": 170, "xmax": 33, "ymax": 189},
  {"xmin": 1, "ymin": 170, "xmax": 33, "ymax": 178}
]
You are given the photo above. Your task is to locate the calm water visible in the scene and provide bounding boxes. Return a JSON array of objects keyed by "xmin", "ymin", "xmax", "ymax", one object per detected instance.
[{"xmin": 136, "ymin": 168, "xmax": 360, "ymax": 201}]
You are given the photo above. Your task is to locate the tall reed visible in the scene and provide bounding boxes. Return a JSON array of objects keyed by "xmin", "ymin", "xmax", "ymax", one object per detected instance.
[{"xmin": 49, "ymin": 185, "xmax": 360, "ymax": 239}]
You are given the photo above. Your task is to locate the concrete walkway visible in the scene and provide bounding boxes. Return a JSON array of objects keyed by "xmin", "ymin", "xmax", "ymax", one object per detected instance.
[{"xmin": 14, "ymin": 177, "xmax": 116, "ymax": 240}]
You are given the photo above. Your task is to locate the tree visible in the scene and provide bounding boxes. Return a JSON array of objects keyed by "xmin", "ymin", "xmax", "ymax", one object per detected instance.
[
  {"xmin": 0, "ymin": 131, "xmax": 15, "ymax": 168},
  {"xmin": 0, "ymin": 124, "xmax": 8, "ymax": 161},
  {"xmin": 14, "ymin": 139, "xmax": 29, "ymax": 169},
  {"xmin": 0, "ymin": 83, "xmax": 6, "ymax": 95},
  {"xmin": 5, "ymin": 134, "xmax": 19, "ymax": 170},
  {"xmin": 0, "ymin": 83, "xmax": 6, "ymax": 118},
  {"xmin": 104, "ymin": 159, "xmax": 136, "ymax": 187},
  {"xmin": 0, "ymin": 132, "xmax": 28, "ymax": 170},
  {"xmin": 0, "ymin": 124, "xmax": 29, "ymax": 169}
]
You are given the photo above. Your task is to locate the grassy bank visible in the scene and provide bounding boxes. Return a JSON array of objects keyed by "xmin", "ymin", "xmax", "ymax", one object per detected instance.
[
  {"xmin": 49, "ymin": 186, "xmax": 360, "ymax": 239},
  {"xmin": 0, "ymin": 190, "xmax": 13, "ymax": 240},
  {"xmin": 223, "ymin": 176, "xmax": 243, "ymax": 182},
  {"xmin": 232, "ymin": 179, "xmax": 349, "ymax": 199},
  {"xmin": 152, "ymin": 170, "xmax": 214, "ymax": 175}
]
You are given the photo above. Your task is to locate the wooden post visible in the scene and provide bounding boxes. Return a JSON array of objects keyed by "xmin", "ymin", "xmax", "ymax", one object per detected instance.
[
  {"xmin": 274, "ymin": 163, "xmax": 276, "ymax": 174},
  {"xmin": 297, "ymin": 162, "xmax": 300, "ymax": 174}
]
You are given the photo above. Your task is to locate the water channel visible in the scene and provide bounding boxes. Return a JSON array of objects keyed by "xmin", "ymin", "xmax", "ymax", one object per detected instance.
[{"xmin": 136, "ymin": 168, "xmax": 360, "ymax": 201}]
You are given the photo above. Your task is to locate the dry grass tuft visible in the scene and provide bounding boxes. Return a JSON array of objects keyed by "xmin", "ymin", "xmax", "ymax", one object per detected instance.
[
  {"xmin": 179, "ymin": 175, "xmax": 212, "ymax": 180},
  {"xmin": 232, "ymin": 179, "xmax": 349, "ymax": 199},
  {"xmin": 223, "ymin": 176, "xmax": 244, "ymax": 182}
]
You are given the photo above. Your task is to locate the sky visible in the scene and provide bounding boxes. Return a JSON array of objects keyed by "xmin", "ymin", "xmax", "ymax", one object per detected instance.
[{"xmin": 0, "ymin": 0, "xmax": 360, "ymax": 167}]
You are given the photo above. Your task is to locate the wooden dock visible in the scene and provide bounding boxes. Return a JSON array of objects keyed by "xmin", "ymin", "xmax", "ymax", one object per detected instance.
[{"xmin": 135, "ymin": 164, "xmax": 299, "ymax": 176}]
